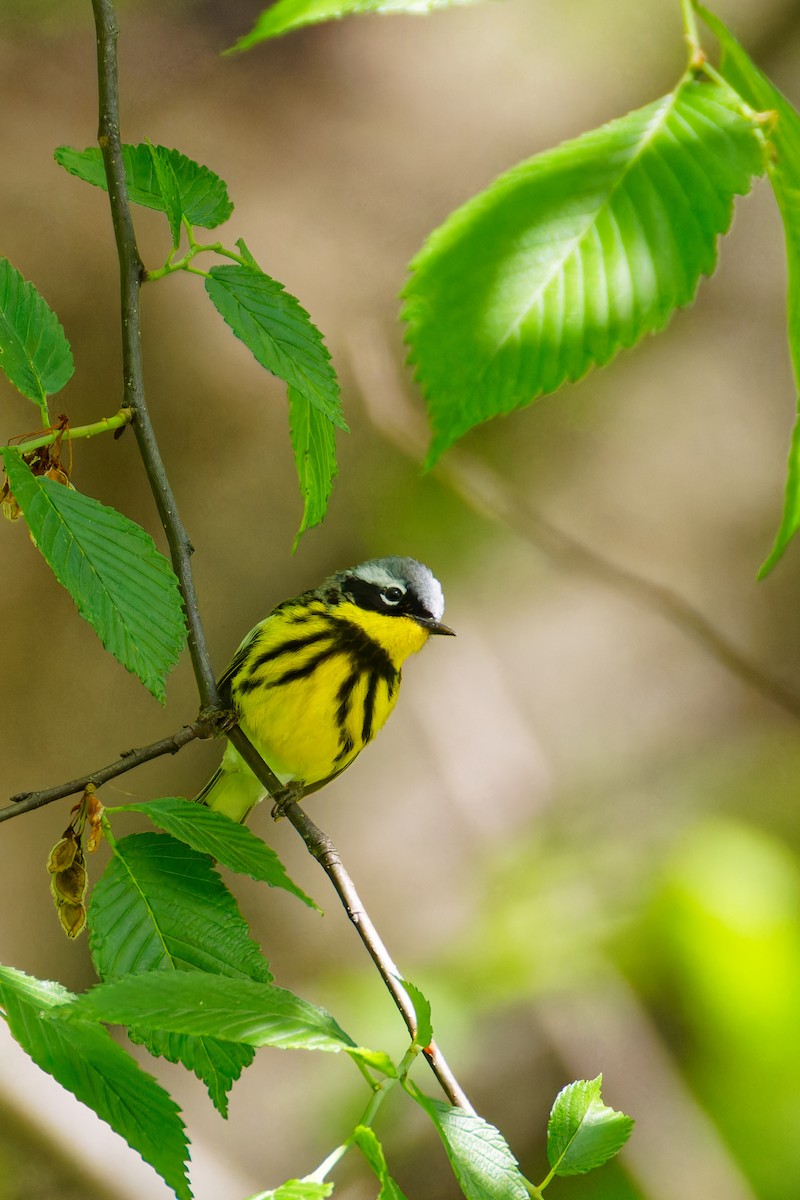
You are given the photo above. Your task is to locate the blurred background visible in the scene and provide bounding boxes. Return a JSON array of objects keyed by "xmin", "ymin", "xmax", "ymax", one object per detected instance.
[{"xmin": 2, "ymin": 0, "xmax": 800, "ymax": 1197}]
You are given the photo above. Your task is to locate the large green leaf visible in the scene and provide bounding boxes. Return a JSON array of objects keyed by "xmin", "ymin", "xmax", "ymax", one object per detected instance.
[
  {"xmin": 546, "ymin": 1076, "xmax": 633, "ymax": 1176},
  {"xmin": 0, "ymin": 258, "xmax": 73, "ymax": 405},
  {"xmin": 229, "ymin": 0, "xmax": 480, "ymax": 50},
  {"xmin": 88, "ymin": 832, "xmax": 271, "ymax": 1114},
  {"xmin": 109, "ymin": 797, "xmax": 317, "ymax": 908},
  {"xmin": 69, "ymin": 971, "xmax": 360, "ymax": 1053},
  {"xmin": 1, "ymin": 449, "xmax": 186, "ymax": 702},
  {"xmin": 288, "ymin": 385, "xmax": 338, "ymax": 547},
  {"xmin": 695, "ymin": 6, "xmax": 800, "ymax": 575},
  {"xmin": 412, "ymin": 1089, "xmax": 530, "ymax": 1200},
  {"xmin": 0, "ymin": 965, "xmax": 191, "ymax": 1200},
  {"xmin": 205, "ymin": 263, "xmax": 347, "ymax": 428},
  {"xmin": 402, "ymin": 74, "xmax": 765, "ymax": 464},
  {"xmin": 54, "ymin": 144, "xmax": 233, "ymax": 229}
]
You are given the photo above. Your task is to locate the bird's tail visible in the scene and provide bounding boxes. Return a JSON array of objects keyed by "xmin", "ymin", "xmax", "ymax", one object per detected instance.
[{"xmin": 194, "ymin": 744, "xmax": 267, "ymax": 824}]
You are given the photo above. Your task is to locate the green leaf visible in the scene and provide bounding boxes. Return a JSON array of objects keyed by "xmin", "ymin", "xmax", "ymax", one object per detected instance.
[
  {"xmin": 69, "ymin": 971, "xmax": 361, "ymax": 1054},
  {"xmin": 89, "ymin": 832, "xmax": 273, "ymax": 981},
  {"xmin": 108, "ymin": 797, "xmax": 318, "ymax": 908},
  {"xmin": 204, "ymin": 264, "xmax": 347, "ymax": 429},
  {"xmin": 0, "ymin": 257, "xmax": 73, "ymax": 405},
  {"xmin": 147, "ymin": 141, "xmax": 184, "ymax": 248},
  {"xmin": 693, "ymin": 7, "xmax": 800, "ymax": 575},
  {"xmin": 88, "ymin": 832, "xmax": 270, "ymax": 1114},
  {"xmin": 546, "ymin": 1075, "xmax": 634, "ymax": 1176},
  {"xmin": 1, "ymin": 449, "xmax": 186, "ymax": 702},
  {"xmin": 54, "ymin": 144, "xmax": 233, "ymax": 229},
  {"xmin": 401, "ymin": 978, "xmax": 433, "ymax": 1048},
  {"xmin": 229, "ymin": 0, "xmax": 480, "ymax": 49},
  {"xmin": 402, "ymin": 74, "xmax": 766, "ymax": 465},
  {"xmin": 0, "ymin": 965, "xmax": 191, "ymax": 1200},
  {"xmin": 246, "ymin": 1181, "xmax": 333, "ymax": 1200},
  {"xmin": 288, "ymin": 386, "xmax": 338, "ymax": 548},
  {"xmin": 412, "ymin": 1090, "xmax": 529, "ymax": 1200},
  {"xmin": 353, "ymin": 1126, "xmax": 411, "ymax": 1200}
]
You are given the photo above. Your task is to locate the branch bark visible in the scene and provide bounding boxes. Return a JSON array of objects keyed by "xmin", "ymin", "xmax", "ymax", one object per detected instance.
[{"xmin": 92, "ymin": 0, "xmax": 218, "ymax": 709}]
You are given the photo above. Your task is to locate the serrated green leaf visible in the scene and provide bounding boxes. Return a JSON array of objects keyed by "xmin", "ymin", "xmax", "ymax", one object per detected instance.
[
  {"xmin": 68, "ymin": 971, "xmax": 359, "ymax": 1053},
  {"xmin": 402, "ymin": 74, "xmax": 765, "ymax": 465},
  {"xmin": 1, "ymin": 449, "xmax": 186, "ymax": 702},
  {"xmin": 88, "ymin": 832, "xmax": 270, "ymax": 1113},
  {"xmin": 289, "ymin": 386, "xmax": 338, "ymax": 548},
  {"xmin": 205, "ymin": 264, "xmax": 347, "ymax": 429},
  {"xmin": 694, "ymin": 6, "xmax": 800, "ymax": 575},
  {"xmin": 412, "ymin": 1090, "xmax": 529, "ymax": 1200},
  {"xmin": 54, "ymin": 144, "xmax": 233, "ymax": 229},
  {"xmin": 228, "ymin": 0, "xmax": 480, "ymax": 49},
  {"xmin": 108, "ymin": 797, "xmax": 318, "ymax": 908},
  {"xmin": 0, "ymin": 965, "xmax": 191, "ymax": 1200},
  {"xmin": 401, "ymin": 978, "xmax": 433, "ymax": 1048},
  {"xmin": 246, "ymin": 1181, "xmax": 333, "ymax": 1200},
  {"xmin": 546, "ymin": 1076, "xmax": 634, "ymax": 1176},
  {"xmin": 136, "ymin": 1025, "xmax": 253, "ymax": 1117},
  {"xmin": 147, "ymin": 141, "xmax": 184, "ymax": 248},
  {"xmin": 353, "ymin": 1126, "xmax": 410, "ymax": 1200},
  {"xmin": 0, "ymin": 258, "xmax": 73, "ymax": 405},
  {"xmin": 88, "ymin": 833, "xmax": 273, "ymax": 981}
]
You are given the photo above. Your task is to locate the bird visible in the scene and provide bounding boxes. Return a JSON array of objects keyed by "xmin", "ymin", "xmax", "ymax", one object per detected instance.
[{"xmin": 195, "ymin": 556, "xmax": 455, "ymax": 823}]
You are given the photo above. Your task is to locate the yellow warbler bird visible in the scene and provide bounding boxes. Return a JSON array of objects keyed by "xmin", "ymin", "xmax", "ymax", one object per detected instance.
[{"xmin": 196, "ymin": 557, "xmax": 454, "ymax": 822}]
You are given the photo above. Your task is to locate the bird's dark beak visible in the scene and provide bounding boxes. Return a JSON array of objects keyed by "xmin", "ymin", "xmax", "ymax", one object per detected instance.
[{"xmin": 428, "ymin": 620, "xmax": 456, "ymax": 636}]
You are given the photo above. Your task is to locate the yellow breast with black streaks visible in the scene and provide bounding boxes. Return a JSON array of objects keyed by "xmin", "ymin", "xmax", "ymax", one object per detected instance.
[{"xmin": 228, "ymin": 598, "xmax": 431, "ymax": 788}]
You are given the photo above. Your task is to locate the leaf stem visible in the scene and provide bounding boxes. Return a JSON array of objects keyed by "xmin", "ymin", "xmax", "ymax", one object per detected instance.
[
  {"xmin": 146, "ymin": 239, "xmax": 246, "ymax": 281},
  {"xmin": 0, "ymin": 408, "xmax": 132, "ymax": 456},
  {"xmin": 681, "ymin": 0, "xmax": 704, "ymax": 65}
]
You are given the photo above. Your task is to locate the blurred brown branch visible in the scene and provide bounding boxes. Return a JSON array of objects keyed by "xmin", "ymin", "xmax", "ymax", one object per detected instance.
[{"xmin": 350, "ymin": 323, "xmax": 800, "ymax": 722}]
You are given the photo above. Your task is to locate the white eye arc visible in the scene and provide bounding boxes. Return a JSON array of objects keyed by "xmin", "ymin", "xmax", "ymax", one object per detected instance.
[{"xmin": 381, "ymin": 586, "xmax": 404, "ymax": 605}]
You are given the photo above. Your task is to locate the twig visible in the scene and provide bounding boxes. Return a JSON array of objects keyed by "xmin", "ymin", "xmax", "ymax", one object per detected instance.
[
  {"xmin": 351, "ymin": 323, "xmax": 800, "ymax": 722},
  {"xmin": 285, "ymin": 802, "xmax": 475, "ymax": 1112},
  {"xmin": 225, "ymin": 726, "xmax": 474, "ymax": 1111},
  {"xmin": 91, "ymin": 0, "xmax": 218, "ymax": 709},
  {"xmin": 1, "ymin": 720, "xmax": 215, "ymax": 823}
]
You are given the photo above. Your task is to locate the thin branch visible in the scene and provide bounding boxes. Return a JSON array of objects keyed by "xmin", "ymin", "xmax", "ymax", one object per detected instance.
[
  {"xmin": 224, "ymin": 725, "xmax": 474, "ymax": 1112},
  {"xmin": 350, "ymin": 323, "xmax": 800, "ymax": 722},
  {"xmin": 91, "ymin": 0, "xmax": 218, "ymax": 709},
  {"xmin": 1, "ymin": 720, "xmax": 216, "ymax": 823},
  {"xmin": 284, "ymin": 802, "xmax": 475, "ymax": 1113}
]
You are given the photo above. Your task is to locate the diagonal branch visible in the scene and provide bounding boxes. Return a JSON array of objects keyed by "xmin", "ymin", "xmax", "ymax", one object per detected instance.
[{"xmin": 226, "ymin": 727, "xmax": 474, "ymax": 1111}]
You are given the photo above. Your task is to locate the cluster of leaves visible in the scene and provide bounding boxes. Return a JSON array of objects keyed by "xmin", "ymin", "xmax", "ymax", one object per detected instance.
[
  {"xmin": 0, "ymin": 796, "xmax": 631, "ymax": 1198},
  {"xmin": 0, "ymin": 140, "xmax": 348, "ymax": 698}
]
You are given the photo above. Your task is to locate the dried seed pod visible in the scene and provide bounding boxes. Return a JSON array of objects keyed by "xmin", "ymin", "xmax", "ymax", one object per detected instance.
[
  {"xmin": 47, "ymin": 833, "xmax": 79, "ymax": 874},
  {"xmin": 57, "ymin": 901, "xmax": 86, "ymax": 939},
  {"xmin": 50, "ymin": 850, "xmax": 87, "ymax": 905}
]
